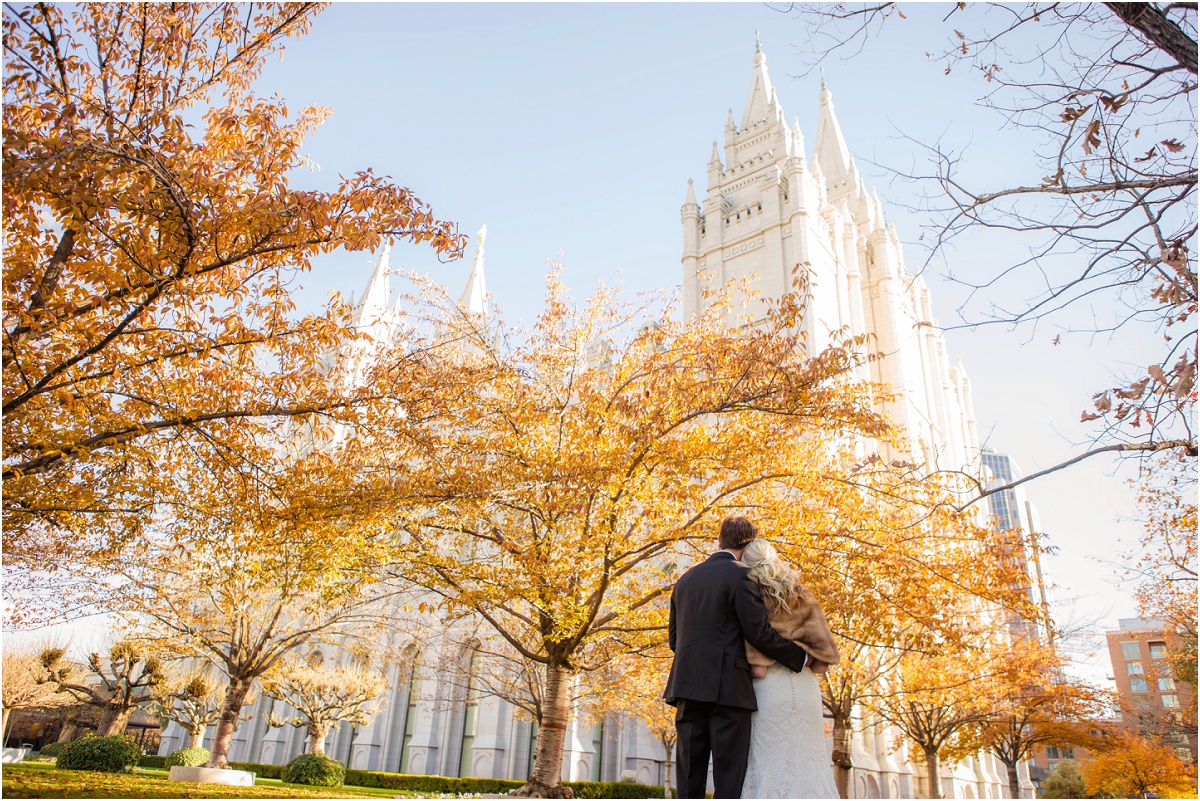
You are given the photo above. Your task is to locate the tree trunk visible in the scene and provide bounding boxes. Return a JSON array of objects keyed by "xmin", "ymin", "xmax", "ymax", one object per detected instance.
[
  {"xmin": 513, "ymin": 662, "xmax": 573, "ymax": 798},
  {"xmin": 831, "ymin": 713, "xmax": 853, "ymax": 799},
  {"xmin": 57, "ymin": 721, "xmax": 79, "ymax": 743},
  {"xmin": 188, "ymin": 728, "xmax": 205, "ymax": 750},
  {"xmin": 2, "ymin": 708, "xmax": 11, "ymax": 743},
  {"xmin": 96, "ymin": 705, "xmax": 135, "ymax": 736},
  {"xmin": 925, "ymin": 747, "xmax": 942, "ymax": 800},
  {"xmin": 308, "ymin": 723, "xmax": 330, "ymax": 757},
  {"xmin": 1003, "ymin": 757, "xmax": 1020, "ymax": 799},
  {"xmin": 207, "ymin": 678, "xmax": 252, "ymax": 768},
  {"xmin": 662, "ymin": 739, "xmax": 673, "ymax": 799}
]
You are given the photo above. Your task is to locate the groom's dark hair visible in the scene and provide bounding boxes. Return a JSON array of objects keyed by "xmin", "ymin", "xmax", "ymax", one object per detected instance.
[{"xmin": 718, "ymin": 515, "xmax": 757, "ymax": 551}]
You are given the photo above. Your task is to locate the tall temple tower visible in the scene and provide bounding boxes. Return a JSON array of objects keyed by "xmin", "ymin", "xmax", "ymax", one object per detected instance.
[
  {"xmin": 682, "ymin": 45, "xmax": 980, "ymax": 474},
  {"xmin": 682, "ymin": 45, "xmax": 1032, "ymax": 799}
]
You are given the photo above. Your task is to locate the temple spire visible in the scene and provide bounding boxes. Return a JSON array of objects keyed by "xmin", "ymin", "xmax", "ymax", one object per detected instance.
[
  {"xmin": 459, "ymin": 225, "xmax": 488, "ymax": 316},
  {"xmin": 813, "ymin": 78, "xmax": 855, "ymax": 187},
  {"xmin": 741, "ymin": 42, "xmax": 776, "ymax": 130},
  {"xmin": 353, "ymin": 244, "xmax": 391, "ymax": 325},
  {"xmin": 684, "ymin": 178, "xmax": 698, "ymax": 206}
]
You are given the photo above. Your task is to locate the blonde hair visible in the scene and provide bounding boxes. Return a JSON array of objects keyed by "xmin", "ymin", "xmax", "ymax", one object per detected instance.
[{"xmin": 742, "ymin": 539, "xmax": 799, "ymax": 610}]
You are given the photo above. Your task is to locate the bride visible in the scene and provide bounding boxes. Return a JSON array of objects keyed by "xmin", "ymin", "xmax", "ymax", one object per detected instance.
[{"xmin": 740, "ymin": 539, "xmax": 841, "ymax": 799}]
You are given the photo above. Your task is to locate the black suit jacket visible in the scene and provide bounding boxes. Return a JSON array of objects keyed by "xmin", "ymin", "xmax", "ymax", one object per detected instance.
[{"xmin": 664, "ymin": 551, "xmax": 810, "ymax": 711}]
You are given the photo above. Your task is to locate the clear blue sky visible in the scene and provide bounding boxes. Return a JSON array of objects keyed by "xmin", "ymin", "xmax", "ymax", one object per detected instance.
[{"xmin": 21, "ymin": 3, "xmax": 1159, "ymax": 686}]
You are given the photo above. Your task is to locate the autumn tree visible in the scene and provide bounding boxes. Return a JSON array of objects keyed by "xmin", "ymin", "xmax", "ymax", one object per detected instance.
[
  {"xmin": 349, "ymin": 268, "xmax": 1028, "ymax": 797},
  {"xmin": 867, "ymin": 645, "xmax": 999, "ymax": 799},
  {"xmin": 971, "ymin": 639, "xmax": 1110, "ymax": 799},
  {"xmin": 263, "ymin": 651, "xmax": 387, "ymax": 758},
  {"xmin": 1, "ymin": 2, "xmax": 465, "ymax": 622},
  {"xmin": 106, "ymin": 458, "xmax": 411, "ymax": 769},
  {"xmin": 1081, "ymin": 731, "xmax": 1198, "ymax": 798},
  {"xmin": 40, "ymin": 639, "xmax": 167, "ymax": 737},
  {"xmin": 1040, "ymin": 760, "xmax": 1086, "ymax": 799},
  {"xmin": 761, "ymin": 457, "xmax": 1036, "ymax": 799},
  {"xmin": 354, "ymin": 270, "xmax": 894, "ymax": 797},
  {"xmin": 2, "ymin": 647, "xmax": 75, "ymax": 737},
  {"xmin": 793, "ymin": 2, "xmax": 1197, "ymax": 479}
]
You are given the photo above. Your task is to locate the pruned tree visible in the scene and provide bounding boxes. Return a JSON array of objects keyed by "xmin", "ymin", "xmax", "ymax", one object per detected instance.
[
  {"xmin": 2, "ymin": 1, "xmax": 465, "ymax": 624},
  {"xmin": 263, "ymin": 651, "xmax": 387, "ymax": 758},
  {"xmin": 40, "ymin": 639, "xmax": 167, "ymax": 737},
  {"xmin": 791, "ymin": 2, "xmax": 1197, "ymax": 483},
  {"xmin": 155, "ymin": 667, "xmax": 256, "ymax": 751},
  {"xmin": 2, "ymin": 647, "xmax": 75, "ymax": 737}
]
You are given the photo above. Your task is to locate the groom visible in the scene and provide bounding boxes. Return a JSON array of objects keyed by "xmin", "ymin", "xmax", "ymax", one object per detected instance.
[{"xmin": 664, "ymin": 516, "xmax": 811, "ymax": 799}]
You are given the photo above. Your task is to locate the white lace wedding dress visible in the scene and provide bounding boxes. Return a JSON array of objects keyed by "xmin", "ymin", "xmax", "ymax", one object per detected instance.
[{"xmin": 741, "ymin": 663, "xmax": 840, "ymax": 799}]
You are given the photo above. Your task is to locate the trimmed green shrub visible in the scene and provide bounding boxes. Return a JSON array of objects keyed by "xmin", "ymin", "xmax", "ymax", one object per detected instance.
[
  {"xmin": 55, "ymin": 734, "xmax": 141, "ymax": 772},
  {"xmin": 564, "ymin": 781, "xmax": 669, "ymax": 799},
  {"xmin": 165, "ymin": 747, "xmax": 210, "ymax": 767},
  {"xmin": 343, "ymin": 770, "xmax": 525, "ymax": 794},
  {"xmin": 282, "ymin": 753, "xmax": 345, "ymax": 787},
  {"xmin": 36, "ymin": 742, "xmax": 67, "ymax": 758},
  {"xmin": 138, "ymin": 754, "xmax": 168, "ymax": 769},
  {"xmin": 339, "ymin": 770, "xmax": 668, "ymax": 798},
  {"xmin": 155, "ymin": 759, "xmax": 668, "ymax": 798},
  {"xmin": 228, "ymin": 760, "xmax": 281, "ymax": 778}
]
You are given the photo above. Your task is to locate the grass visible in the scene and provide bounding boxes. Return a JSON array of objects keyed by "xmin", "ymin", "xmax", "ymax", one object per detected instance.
[{"xmin": 0, "ymin": 762, "xmax": 432, "ymax": 799}]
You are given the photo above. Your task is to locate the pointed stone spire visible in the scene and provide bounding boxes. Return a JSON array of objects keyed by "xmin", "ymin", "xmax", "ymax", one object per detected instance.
[
  {"xmin": 459, "ymin": 225, "xmax": 488, "ymax": 316},
  {"xmin": 791, "ymin": 117, "xmax": 806, "ymax": 157},
  {"xmin": 813, "ymin": 78, "xmax": 855, "ymax": 188},
  {"xmin": 353, "ymin": 244, "xmax": 391, "ymax": 325},
  {"xmin": 684, "ymin": 178, "xmax": 698, "ymax": 207},
  {"xmin": 741, "ymin": 42, "xmax": 776, "ymax": 129},
  {"xmin": 871, "ymin": 187, "xmax": 886, "ymax": 230},
  {"xmin": 710, "ymin": 140, "xmax": 722, "ymax": 165}
]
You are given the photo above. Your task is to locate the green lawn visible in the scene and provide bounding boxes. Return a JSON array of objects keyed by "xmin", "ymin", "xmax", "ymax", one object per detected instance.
[{"xmin": 0, "ymin": 762, "xmax": 431, "ymax": 799}]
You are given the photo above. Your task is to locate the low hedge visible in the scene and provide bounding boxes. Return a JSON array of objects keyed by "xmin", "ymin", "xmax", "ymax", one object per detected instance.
[
  {"xmin": 343, "ymin": 770, "xmax": 525, "ymax": 794},
  {"xmin": 565, "ymin": 781, "xmax": 671, "ymax": 799},
  {"xmin": 143, "ymin": 755, "xmax": 669, "ymax": 797},
  {"xmin": 138, "ymin": 755, "xmax": 168, "ymax": 769},
  {"xmin": 229, "ymin": 760, "xmax": 282, "ymax": 779},
  {"xmin": 340, "ymin": 771, "xmax": 666, "ymax": 797}
]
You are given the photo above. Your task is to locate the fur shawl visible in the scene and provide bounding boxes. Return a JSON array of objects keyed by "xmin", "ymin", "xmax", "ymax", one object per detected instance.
[{"xmin": 744, "ymin": 580, "xmax": 840, "ymax": 669}]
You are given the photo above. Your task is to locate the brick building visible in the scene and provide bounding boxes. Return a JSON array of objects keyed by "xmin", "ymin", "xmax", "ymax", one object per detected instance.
[{"xmin": 1106, "ymin": 618, "xmax": 1196, "ymax": 765}]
